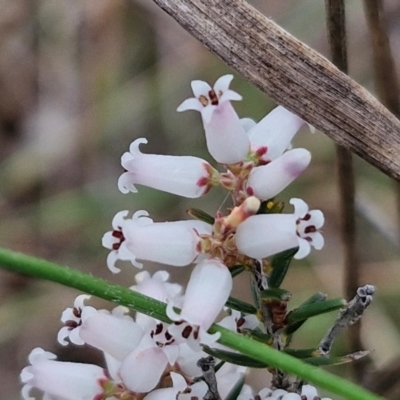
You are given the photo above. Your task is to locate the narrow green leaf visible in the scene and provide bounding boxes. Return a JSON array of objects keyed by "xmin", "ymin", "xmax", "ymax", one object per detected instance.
[
  {"xmin": 260, "ymin": 287, "xmax": 292, "ymax": 301},
  {"xmin": 230, "ymin": 264, "xmax": 246, "ymax": 278},
  {"xmin": 269, "ymin": 247, "xmax": 299, "ymax": 288},
  {"xmin": 287, "ymin": 298, "xmax": 346, "ymax": 323},
  {"xmin": 186, "ymin": 208, "xmax": 215, "ymax": 224},
  {"xmin": 226, "ymin": 296, "xmax": 257, "ymax": 314},
  {"xmin": 285, "ymin": 293, "xmax": 327, "ymax": 335},
  {"xmin": 284, "ymin": 348, "xmax": 317, "ymax": 359},
  {"xmin": 248, "ymin": 327, "xmax": 270, "ymax": 341},
  {"xmin": 225, "ymin": 376, "xmax": 245, "ymax": 400},
  {"xmin": 303, "ymin": 351, "xmax": 369, "ymax": 367},
  {"xmin": 203, "ymin": 345, "xmax": 268, "ymax": 368}
]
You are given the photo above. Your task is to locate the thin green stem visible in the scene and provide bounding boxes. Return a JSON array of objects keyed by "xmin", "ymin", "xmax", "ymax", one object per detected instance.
[{"xmin": 0, "ymin": 247, "xmax": 385, "ymax": 400}]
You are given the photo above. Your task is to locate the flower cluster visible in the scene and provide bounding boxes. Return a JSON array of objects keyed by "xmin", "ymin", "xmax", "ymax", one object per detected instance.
[{"xmin": 21, "ymin": 75, "xmax": 329, "ymax": 400}]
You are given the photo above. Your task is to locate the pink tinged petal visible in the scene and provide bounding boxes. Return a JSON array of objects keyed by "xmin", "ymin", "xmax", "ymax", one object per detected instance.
[
  {"xmin": 120, "ymin": 346, "xmax": 168, "ymax": 393},
  {"xmin": 21, "ymin": 348, "xmax": 108, "ymax": 400},
  {"xmin": 310, "ymin": 231, "xmax": 324, "ymax": 250},
  {"xmin": 294, "ymin": 238, "xmax": 311, "ymax": 260},
  {"xmin": 125, "ymin": 221, "xmax": 203, "ymax": 267},
  {"xmin": 272, "ymin": 389, "xmax": 289, "ymax": 398},
  {"xmin": 282, "ymin": 394, "xmax": 301, "ymax": 400},
  {"xmin": 180, "ymin": 259, "xmax": 233, "ymax": 329},
  {"xmin": 246, "ymin": 149, "xmax": 311, "ymax": 200},
  {"xmin": 121, "ymin": 138, "xmax": 216, "ymax": 198},
  {"xmin": 118, "ymin": 172, "xmax": 138, "ymax": 194},
  {"xmin": 203, "ymin": 101, "xmax": 250, "ymax": 164},
  {"xmin": 290, "ymin": 198, "xmax": 309, "ymax": 217},
  {"xmin": 309, "ymin": 209, "xmax": 325, "ymax": 229},
  {"xmin": 240, "ymin": 117, "xmax": 257, "ymax": 132},
  {"xmin": 220, "ymin": 89, "xmax": 242, "ymax": 102},
  {"xmin": 104, "ymin": 353, "xmax": 122, "ymax": 382},
  {"xmin": 191, "ymin": 79, "xmax": 212, "ymax": 97},
  {"xmin": 79, "ymin": 313, "xmax": 144, "ymax": 361},
  {"xmin": 248, "ymin": 106, "xmax": 306, "ymax": 161},
  {"xmin": 236, "ymin": 214, "xmax": 299, "ymax": 259},
  {"xmin": 176, "ymin": 97, "xmax": 203, "ymax": 112},
  {"xmin": 213, "ymin": 74, "xmax": 234, "ymax": 93}
]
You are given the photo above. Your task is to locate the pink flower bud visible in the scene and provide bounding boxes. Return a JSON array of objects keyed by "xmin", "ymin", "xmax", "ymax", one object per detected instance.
[
  {"xmin": 248, "ymin": 106, "xmax": 306, "ymax": 163},
  {"xmin": 246, "ymin": 148, "xmax": 311, "ymax": 200}
]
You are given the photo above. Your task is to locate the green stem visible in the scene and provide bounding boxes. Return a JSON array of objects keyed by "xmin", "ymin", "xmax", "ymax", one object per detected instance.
[{"xmin": 0, "ymin": 247, "xmax": 385, "ymax": 400}]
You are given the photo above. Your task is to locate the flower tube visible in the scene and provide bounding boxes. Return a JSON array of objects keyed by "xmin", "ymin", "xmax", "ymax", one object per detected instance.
[
  {"xmin": 21, "ymin": 348, "xmax": 109, "ymax": 400},
  {"xmin": 235, "ymin": 198, "xmax": 324, "ymax": 260},
  {"xmin": 102, "ymin": 210, "xmax": 212, "ymax": 272},
  {"xmin": 167, "ymin": 259, "xmax": 233, "ymax": 351},
  {"xmin": 118, "ymin": 138, "xmax": 219, "ymax": 198},
  {"xmin": 177, "ymin": 75, "xmax": 250, "ymax": 164}
]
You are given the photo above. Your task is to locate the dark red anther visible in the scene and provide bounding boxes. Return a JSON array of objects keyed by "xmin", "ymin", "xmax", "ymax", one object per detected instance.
[
  {"xmin": 165, "ymin": 331, "xmax": 172, "ymax": 341},
  {"xmin": 155, "ymin": 323, "xmax": 163, "ymax": 335},
  {"xmin": 303, "ymin": 213, "xmax": 311, "ymax": 221},
  {"xmin": 208, "ymin": 89, "xmax": 219, "ymax": 105},
  {"xmin": 65, "ymin": 320, "xmax": 79, "ymax": 329},
  {"xmin": 193, "ymin": 327, "xmax": 199, "ymax": 340},
  {"xmin": 182, "ymin": 325, "xmax": 193, "ymax": 339},
  {"xmin": 236, "ymin": 317, "xmax": 245, "ymax": 328},
  {"xmin": 304, "ymin": 225, "xmax": 316, "ymax": 234},
  {"xmin": 112, "ymin": 230, "xmax": 124, "ymax": 239},
  {"xmin": 72, "ymin": 307, "xmax": 81, "ymax": 318}
]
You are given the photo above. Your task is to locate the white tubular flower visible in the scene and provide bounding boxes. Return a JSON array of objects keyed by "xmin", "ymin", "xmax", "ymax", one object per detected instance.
[
  {"xmin": 235, "ymin": 198, "xmax": 324, "ymax": 260},
  {"xmin": 167, "ymin": 259, "xmax": 233, "ymax": 351},
  {"xmin": 119, "ymin": 345, "xmax": 169, "ymax": 393},
  {"xmin": 118, "ymin": 138, "xmax": 218, "ymax": 198},
  {"xmin": 248, "ymin": 106, "xmax": 306, "ymax": 163},
  {"xmin": 78, "ymin": 309, "xmax": 144, "ymax": 361},
  {"xmin": 143, "ymin": 372, "xmax": 208, "ymax": 400},
  {"xmin": 103, "ymin": 210, "xmax": 212, "ymax": 272},
  {"xmin": 246, "ymin": 148, "xmax": 311, "ymax": 200},
  {"xmin": 58, "ymin": 295, "xmax": 144, "ymax": 361},
  {"xmin": 301, "ymin": 384, "xmax": 332, "ymax": 400},
  {"xmin": 20, "ymin": 348, "xmax": 109, "ymax": 400},
  {"xmin": 177, "ymin": 75, "xmax": 250, "ymax": 164}
]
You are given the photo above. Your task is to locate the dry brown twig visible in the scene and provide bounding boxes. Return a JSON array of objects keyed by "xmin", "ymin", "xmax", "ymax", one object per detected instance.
[{"xmin": 152, "ymin": 0, "xmax": 400, "ymax": 180}]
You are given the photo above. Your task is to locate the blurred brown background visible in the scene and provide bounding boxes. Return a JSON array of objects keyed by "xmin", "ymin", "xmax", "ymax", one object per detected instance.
[{"xmin": 1, "ymin": 0, "xmax": 400, "ymax": 399}]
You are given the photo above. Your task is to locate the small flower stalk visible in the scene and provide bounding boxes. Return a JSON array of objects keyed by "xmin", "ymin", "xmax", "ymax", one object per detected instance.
[{"xmin": 21, "ymin": 75, "xmax": 375, "ymax": 400}]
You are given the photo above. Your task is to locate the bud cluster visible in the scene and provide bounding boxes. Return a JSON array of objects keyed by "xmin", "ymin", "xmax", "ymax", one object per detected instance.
[{"xmin": 20, "ymin": 75, "xmax": 332, "ymax": 400}]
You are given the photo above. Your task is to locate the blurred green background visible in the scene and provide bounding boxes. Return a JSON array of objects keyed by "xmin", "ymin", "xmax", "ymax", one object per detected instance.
[{"xmin": 1, "ymin": 0, "xmax": 400, "ymax": 399}]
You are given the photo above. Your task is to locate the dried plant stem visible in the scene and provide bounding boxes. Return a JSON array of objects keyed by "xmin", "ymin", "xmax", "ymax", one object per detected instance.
[
  {"xmin": 362, "ymin": 0, "xmax": 400, "ymax": 393},
  {"xmin": 363, "ymin": 0, "xmax": 400, "ymax": 246},
  {"xmin": 152, "ymin": 0, "xmax": 400, "ymax": 181},
  {"xmin": 325, "ymin": 0, "xmax": 365, "ymax": 382}
]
